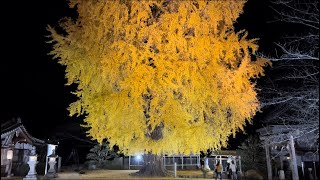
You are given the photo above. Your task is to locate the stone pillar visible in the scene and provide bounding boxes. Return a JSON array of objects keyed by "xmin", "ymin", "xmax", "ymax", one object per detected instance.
[
  {"xmin": 288, "ymin": 135, "xmax": 299, "ymax": 180},
  {"xmin": 265, "ymin": 145, "xmax": 272, "ymax": 180}
]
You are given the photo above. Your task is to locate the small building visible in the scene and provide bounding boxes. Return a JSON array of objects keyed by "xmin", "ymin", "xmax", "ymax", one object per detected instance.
[{"xmin": 1, "ymin": 117, "xmax": 45, "ymax": 177}]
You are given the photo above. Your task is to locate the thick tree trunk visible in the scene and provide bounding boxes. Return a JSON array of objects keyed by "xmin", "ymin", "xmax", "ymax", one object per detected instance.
[{"xmin": 134, "ymin": 153, "xmax": 169, "ymax": 177}]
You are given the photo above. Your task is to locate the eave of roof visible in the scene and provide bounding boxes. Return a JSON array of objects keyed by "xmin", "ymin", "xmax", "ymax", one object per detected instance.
[{"xmin": 1, "ymin": 123, "xmax": 45, "ymax": 145}]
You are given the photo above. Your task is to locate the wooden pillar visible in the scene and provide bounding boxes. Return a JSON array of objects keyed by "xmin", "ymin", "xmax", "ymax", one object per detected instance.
[
  {"xmin": 288, "ymin": 135, "xmax": 299, "ymax": 180},
  {"xmin": 265, "ymin": 145, "xmax": 272, "ymax": 180}
]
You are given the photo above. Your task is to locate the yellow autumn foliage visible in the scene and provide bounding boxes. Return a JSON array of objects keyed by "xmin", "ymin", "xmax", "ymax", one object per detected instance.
[{"xmin": 48, "ymin": 0, "xmax": 269, "ymax": 155}]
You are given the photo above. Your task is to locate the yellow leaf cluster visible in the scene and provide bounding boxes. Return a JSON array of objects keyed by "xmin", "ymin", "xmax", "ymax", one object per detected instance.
[{"xmin": 48, "ymin": 0, "xmax": 269, "ymax": 155}]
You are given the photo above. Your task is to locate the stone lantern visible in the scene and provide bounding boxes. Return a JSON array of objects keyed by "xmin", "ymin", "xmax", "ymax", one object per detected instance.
[
  {"xmin": 308, "ymin": 168, "xmax": 314, "ymax": 180},
  {"xmin": 23, "ymin": 147, "xmax": 38, "ymax": 180},
  {"xmin": 45, "ymin": 150, "xmax": 58, "ymax": 178}
]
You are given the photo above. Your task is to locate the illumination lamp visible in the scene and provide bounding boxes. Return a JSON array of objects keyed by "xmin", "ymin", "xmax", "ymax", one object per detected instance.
[{"xmin": 6, "ymin": 149, "xmax": 13, "ymax": 177}]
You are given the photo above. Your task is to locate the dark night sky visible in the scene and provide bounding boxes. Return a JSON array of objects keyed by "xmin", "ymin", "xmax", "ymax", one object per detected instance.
[
  {"xmin": 3, "ymin": 0, "xmax": 78, "ymax": 138},
  {"xmin": 3, "ymin": 0, "xmax": 292, "ymax": 150}
]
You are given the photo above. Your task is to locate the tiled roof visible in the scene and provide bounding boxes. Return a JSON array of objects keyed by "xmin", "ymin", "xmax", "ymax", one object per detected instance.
[{"xmin": 1, "ymin": 118, "xmax": 45, "ymax": 145}]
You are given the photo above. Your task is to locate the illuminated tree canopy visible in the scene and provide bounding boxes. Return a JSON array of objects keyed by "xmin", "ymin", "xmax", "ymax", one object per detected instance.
[{"xmin": 48, "ymin": 0, "xmax": 269, "ymax": 155}]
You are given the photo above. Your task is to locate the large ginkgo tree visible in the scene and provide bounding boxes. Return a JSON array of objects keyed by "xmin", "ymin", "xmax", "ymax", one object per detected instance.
[{"xmin": 48, "ymin": 0, "xmax": 269, "ymax": 176}]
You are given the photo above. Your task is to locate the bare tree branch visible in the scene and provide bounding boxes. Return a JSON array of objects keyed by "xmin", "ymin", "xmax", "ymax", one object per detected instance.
[{"xmin": 260, "ymin": 0, "xmax": 319, "ymax": 147}]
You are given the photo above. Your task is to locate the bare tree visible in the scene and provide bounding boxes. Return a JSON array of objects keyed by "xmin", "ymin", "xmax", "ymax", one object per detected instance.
[
  {"xmin": 267, "ymin": 0, "xmax": 318, "ymax": 62},
  {"xmin": 260, "ymin": 0, "xmax": 319, "ymax": 147}
]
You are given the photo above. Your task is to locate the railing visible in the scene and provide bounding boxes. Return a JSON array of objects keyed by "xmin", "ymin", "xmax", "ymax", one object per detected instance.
[
  {"xmin": 163, "ymin": 155, "xmax": 201, "ymax": 169},
  {"xmin": 128, "ymin": 155, "xmax": 200, "ymax": 170},
  {"xmin": 128, "ymin": 154, "xmax": 242, "ymax": 173}
]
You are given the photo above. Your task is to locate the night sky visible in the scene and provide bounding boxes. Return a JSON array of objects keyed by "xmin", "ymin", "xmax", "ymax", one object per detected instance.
[{"xmin": 3, "ymin": 0, "xmax": 294, "ymax": 157}]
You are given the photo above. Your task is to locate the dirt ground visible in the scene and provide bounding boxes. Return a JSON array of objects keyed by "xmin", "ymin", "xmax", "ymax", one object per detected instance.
[
  {"xmin": 2, "ymin": 169, "xmax": 226, "ymax": 179},
  {"xmin": 56, "ymin": 169, "xmax": 218, "ymax": 179}
]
